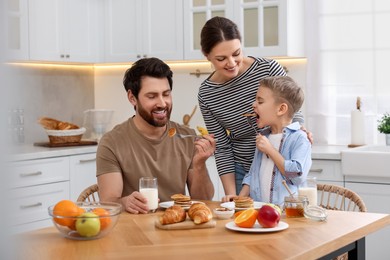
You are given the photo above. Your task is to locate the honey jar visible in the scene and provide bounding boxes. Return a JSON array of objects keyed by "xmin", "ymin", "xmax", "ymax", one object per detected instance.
[{"xmin": 284, "ymin": 195, "xmax": 308, "ymax": 218}]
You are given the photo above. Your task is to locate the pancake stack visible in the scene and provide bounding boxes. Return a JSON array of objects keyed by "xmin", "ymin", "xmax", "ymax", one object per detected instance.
[
  {"xmin": 171, "ymin": 194, "xmax": 192, "ymax": 208},
  {"xmin": 233, "ymin": 196, "xmax": 254, "ymax": 208}
]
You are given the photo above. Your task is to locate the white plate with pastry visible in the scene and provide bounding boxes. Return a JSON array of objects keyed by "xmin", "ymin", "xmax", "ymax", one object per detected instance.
[
  {"xmin": 220, "ymin": 201, "xmax": 265, "ymax": 211},
  {"xmin": 225, "ymin": 221, "xmax": 289, "ymax": 233},
  {"xmin": 159, "ymin": 201, "xmax": 204, "ymax": 210}
]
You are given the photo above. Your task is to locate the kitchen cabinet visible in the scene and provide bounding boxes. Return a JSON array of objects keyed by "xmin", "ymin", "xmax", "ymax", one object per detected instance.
[
  {"xmin": 309, "ymin": 159, "xmax": 344, "ymax": 187},
  {"xmin": 8, "ymin": 157, "xmax": 70, "ymax": 233},
  {"xmin": 183, "ymin": 0, "xmax": 304, "ymax": 60},
  {"xmin": 5, "ymin": 0, "xmax": 29, "ymax": 61},
  {"xmin": 206, "ymin": 157, "xmax": 225, "ymax": 201},
  {"xmin": 345, "ymin": 179, "xmax": 390, "ymax": 260},
  {"xmin": 232, "ymin": 0, "xmax": 305, "ymax": 58},
  {"xmin": 183, "ymin": 0, "xmax": 234, "ymax": 60},
  {"xmin": 69, "ymin": 153, "xmax": 97, "ymax": 201},
  {"xmin": 104, "ymin": 0, "xmax": 183, "ymax": 62},
  {"xmin": 28, "ymin": 0, "xmax": 99, "ymax": 62},
  {"xmin": 8, "ymin": 151, "xmax": 97, "ymax": 233}
]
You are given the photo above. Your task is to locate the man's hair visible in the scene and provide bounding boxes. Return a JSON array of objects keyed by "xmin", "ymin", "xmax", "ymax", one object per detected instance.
[
  {"xmin": 259, "ymin": 76, "xmax": 304, "ymax": 119},
  {"xmin": 123, "ymin": 57, "xmax": 173, "ymax": 98}
]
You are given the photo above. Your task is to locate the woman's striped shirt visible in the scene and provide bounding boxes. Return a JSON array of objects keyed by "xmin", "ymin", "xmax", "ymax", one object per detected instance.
[{"xmin": 198, "ymin": 57, "xmax": 304, "ymax": 176}]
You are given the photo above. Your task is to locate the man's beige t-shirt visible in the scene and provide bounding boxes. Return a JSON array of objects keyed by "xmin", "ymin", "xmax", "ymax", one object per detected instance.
[{"xmin": 96, "ymin": 118, "xmax": 196, "ymax": 202}]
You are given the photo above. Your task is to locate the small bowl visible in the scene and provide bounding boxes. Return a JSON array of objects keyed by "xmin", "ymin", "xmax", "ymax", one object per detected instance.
[
  {"xmin": 213, "ymin": 207, "xmax": 235, "ymax": 219},
  {"xmin": 48, "ymin": 201, "xmax": 122, "ymax": 240}
]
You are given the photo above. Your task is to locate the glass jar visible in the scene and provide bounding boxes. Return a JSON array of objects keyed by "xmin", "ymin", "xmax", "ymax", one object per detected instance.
[
  {"xmin": 298, "ymin": 176, "xmax": 317, "ymax": 206},
  {"xmin": 284, "ymin": 195, "xmax": 308, "ymax": 218}
]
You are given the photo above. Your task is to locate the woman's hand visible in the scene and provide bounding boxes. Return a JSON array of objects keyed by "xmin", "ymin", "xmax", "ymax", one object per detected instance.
[{"xmin": 301, "ymin": 126, "xmax": 314, "ymax": 144}]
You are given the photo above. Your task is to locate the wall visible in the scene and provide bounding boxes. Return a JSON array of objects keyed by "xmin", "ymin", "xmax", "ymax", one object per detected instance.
[
  {"xmin": 94, "ymin": 59, "xmax": 307, "ymax": 131},
  {"xmin": 6, "ymin": 64, "xmax": 95, "ymax": 144}
]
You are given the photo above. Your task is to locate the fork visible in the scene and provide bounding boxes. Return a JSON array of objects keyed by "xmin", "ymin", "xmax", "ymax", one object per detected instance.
[{"xmin": 174, "ymin": 133, "xmax": 200, "ymax": 138}]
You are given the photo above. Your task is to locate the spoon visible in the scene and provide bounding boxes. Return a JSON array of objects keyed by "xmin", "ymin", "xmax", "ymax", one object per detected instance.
[{"xmin": 168, "ymin": 128, "xmax": 200, "ymax": 138}]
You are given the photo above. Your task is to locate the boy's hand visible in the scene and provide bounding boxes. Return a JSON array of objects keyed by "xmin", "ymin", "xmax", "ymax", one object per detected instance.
[{"xmin": 256, "ymin": 134, "xmax": 272, "ymax": 157}]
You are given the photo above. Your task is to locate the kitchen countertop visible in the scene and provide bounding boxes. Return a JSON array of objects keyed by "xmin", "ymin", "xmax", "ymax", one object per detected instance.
[
  {"xmin": 7, "ymin": 143, "xmax": 98, "ymax": 161},
  {"xmin": 8, "ymin": 143, "xmax": 348, "ymax": 161},
  {"xmin": 311, "ymin": 145, "xmax": 349, "ymax": 160}
]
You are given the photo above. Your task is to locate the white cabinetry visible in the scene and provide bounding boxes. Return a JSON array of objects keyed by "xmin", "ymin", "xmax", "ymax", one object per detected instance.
[
  {"xmin": 183, "ymin": 0, "xmax": 304, "ymax": 60},
  {"xmin": 232, "ymin": 0, "xmax": 304, "ymax": 58},
  {"xmin": 5, "ymin": 0, "xmax": 29, "ymax": 61},
  {"xmin": 309, "ymin": 159, "xmax": 344, "ymax": 186},
  {"xmin": 104, "ymin": 0, "xmax": 183, "ymax": 62},
  {"xmin": 345, "ymin": 178, "xmax": 390, "ymax": 260},
  {"xmin": 69, "ymin": 153, "xmax": 97, "ymax": 201},
  {"xmin": 8, "ymin": 151, "xmax": 97, "ymax": 233},
  {"xmin": 28, "ymin": 0, "xmax": 99, "ymax": 62},
  {"xmin": 206, "ymin": 157, "xmax": 224, "ymax": 201},
  {"xmin": 9, "ymin": 157, "xmax": 70, "ymax": 233}
]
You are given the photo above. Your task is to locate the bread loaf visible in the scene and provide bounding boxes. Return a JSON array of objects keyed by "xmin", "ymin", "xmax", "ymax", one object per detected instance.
[
  {"xmin": 159, "ymin": 205, "xmax": 186, "ymax": 225},
  {"xmin": 188, "ymin": 203, "xmax": 212, "ymax": 224}
]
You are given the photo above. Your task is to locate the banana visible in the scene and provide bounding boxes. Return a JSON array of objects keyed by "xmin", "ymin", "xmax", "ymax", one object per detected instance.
[{"xmin": 196, "ymin": 126, "xmax": 209, "ymax": 136}]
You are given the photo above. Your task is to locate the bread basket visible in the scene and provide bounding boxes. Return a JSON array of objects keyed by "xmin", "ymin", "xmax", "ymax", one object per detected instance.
[{"xmin": 46, "ymin": 127, "xmax": 86, "ymax": 144}]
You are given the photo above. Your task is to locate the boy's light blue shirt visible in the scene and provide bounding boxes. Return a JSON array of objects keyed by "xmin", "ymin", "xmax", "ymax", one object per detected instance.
[{"xmin": 242, "ymin": 122, "xmax": 312, "ymax": 206}]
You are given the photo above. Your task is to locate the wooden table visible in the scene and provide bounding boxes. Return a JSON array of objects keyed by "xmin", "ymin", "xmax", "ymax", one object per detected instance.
[{"xmin": 15, "ymin": 201, "xmax": 390, "ymax": 260}]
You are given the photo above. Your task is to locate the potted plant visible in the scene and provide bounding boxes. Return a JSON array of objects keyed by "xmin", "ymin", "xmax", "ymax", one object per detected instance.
[{"xmin": 377, "ymin": 113, "xmax": 390, "ymax": 145}]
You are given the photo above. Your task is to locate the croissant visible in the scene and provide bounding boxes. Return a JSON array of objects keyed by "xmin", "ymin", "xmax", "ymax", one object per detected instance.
[
  {"xmin": 38, "ymin": 117, "xmax": 79, "ymax": 130},
  {"xmin": 188, "ymin": 203, "xmax": 212, "ymax": 224},
  {"xmin": 159, "ymin": 205, "xmax": 186, "ymax": 225}
]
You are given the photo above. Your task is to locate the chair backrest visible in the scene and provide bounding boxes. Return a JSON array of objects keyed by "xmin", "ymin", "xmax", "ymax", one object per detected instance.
[
  {"xmin": 317, "ymin": 183, "xmax": 367, "ymax": 212},
  {"xmin": 77, "ymin": 184, "xmax": 99, "ymax": 202}
]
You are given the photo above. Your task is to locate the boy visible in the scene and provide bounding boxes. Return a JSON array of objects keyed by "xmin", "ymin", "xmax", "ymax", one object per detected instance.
[{"xmin": 225, "ymin": 76, "xmax": 312, "ymax": 206}]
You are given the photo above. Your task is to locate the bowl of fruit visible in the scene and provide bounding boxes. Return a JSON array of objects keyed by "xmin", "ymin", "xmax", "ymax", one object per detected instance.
[{"xmin": 48, "ymin": 200, "xmax": 122, "ymax": 240}]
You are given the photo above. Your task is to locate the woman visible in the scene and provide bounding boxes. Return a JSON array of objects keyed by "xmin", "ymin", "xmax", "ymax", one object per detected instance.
[{"xmin": 198, "ymin": 17, "xmax": 305, "ymax": 200}]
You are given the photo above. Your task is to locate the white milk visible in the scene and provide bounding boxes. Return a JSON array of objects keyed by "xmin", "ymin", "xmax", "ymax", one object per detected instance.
[
  {"xmin": 140, "ymin": 188, "xmax": 159, "ymax": 211},
  {"xmin": 298, "ymin": 187, "xmax": 317, "ymax": 206}
]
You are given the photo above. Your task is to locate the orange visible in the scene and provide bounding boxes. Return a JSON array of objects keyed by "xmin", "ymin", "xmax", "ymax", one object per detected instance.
[
  {"xmin": 234, "ymin": 211, "xmax": 243, "ymax": 219},
  {"xmin": 53, "ymin": 200, "xmax": 82, "ymax": 227},
  {"xmin": 68, "ymin": 207, "xmax": 86, "ymax": 230},
  {"xmin": 92, "ymin": 208, "xmax": 112, "ymax": 230},
  {"xmin": 234, "ymin": 209, "xmax": 258, "ymax": 228}
]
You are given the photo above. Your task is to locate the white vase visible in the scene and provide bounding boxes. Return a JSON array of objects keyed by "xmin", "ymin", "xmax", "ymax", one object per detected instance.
[{"xmin": 386, "ymin": 134, "xmax": 390, "ymax": 146}]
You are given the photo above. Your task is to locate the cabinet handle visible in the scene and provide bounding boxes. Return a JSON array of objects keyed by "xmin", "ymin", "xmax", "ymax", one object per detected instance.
[
  {"xmin": 20, "ymin": 171, "xmax": 42, "ymax": 177},
  {"xmin": 66, "ymin": 54, "xmax": 70, "ymax": 58},
  {"xmin": 60, "ymin": 54, "xmax": 65, "ymax": 58},
  {"xmin": 20, "ymin": 202, "xmax": 42, "ymax": 209},
  {"xmin": 137, "ymin": 54, "xmax": 141, "ymax": 58},
  {"xmin": 143, "ymin": 54, "xmax": 147, "ymax": 58},
  {"xmin": 79, "ymin": 158, "xmax": 96, "ymax": 163},
  {"xmin": 309, "ymin": 169, "xmax": 323, "ymax": 173}
]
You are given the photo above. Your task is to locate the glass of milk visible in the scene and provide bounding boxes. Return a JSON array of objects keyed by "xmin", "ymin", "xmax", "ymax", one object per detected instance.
[
  {"xmin": 298, "ymin": 176, "xmax": 317, "ymax": 206},
  {"xmin": 139, "ymin": 177, "xmax": 158, "ymax": 212}
]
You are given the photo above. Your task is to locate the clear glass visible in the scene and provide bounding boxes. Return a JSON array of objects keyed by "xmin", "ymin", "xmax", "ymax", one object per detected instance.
[
  {"xmin": 263, "ymin": 6, "xmax": 279, "ymax": 46},
  {"xmin": 193, "ymin": 12, "xmax": 207, "ymax": 50},
  {"xmin": 139, "ymin": 177, "xmax": 158, "ymax": 213},
  {"xmin": 298, "ymin": 176, "xmax": 317, "ymax": 206},
  {"xmin": 284, "ymin": 195, "xmax": 308, "ymax": 218},
  {"xmin": 244, "ymin": 8, "xmax": 258, "ymax": 47}
]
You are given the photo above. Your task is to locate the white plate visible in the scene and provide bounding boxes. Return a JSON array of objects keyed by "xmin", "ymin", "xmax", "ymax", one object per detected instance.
[
  {"xmin": 225, "ymin": 221, "xmax": 289, "ymax": 233},
  {"xmin": 220, "ymin": 201, "xmax": 265, "ymax": 211},
  {"xmin": 159, "ymin": 201, "xmax": 204, "ymax": 210}
]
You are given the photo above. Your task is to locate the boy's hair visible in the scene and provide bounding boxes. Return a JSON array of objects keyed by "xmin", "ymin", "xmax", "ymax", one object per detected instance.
[
  {"xmin": 259, "ymin": 76, "xmax": 304, "ymax": 119},
  {"xmin": 123, "ymin": 57, "xmax": 173, "ymax": 98}
]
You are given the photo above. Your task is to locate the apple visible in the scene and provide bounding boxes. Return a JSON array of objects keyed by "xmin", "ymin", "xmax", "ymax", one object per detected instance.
[
  {"xmin": 257, "ymin": 205, "xmax": 281, "ymax": 228},
  {"xmin": 76, "ymin": 212, "xmax": 101, "ymax": 237},
  {"xmin": 264, "ymin": 203, "xmax": 282, "ymax": 215}
]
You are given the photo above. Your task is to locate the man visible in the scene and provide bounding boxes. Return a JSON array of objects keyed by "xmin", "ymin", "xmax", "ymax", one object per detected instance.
[{"xmin": 97, "ymin": 57, "xmax": 215, "ymax": 214}]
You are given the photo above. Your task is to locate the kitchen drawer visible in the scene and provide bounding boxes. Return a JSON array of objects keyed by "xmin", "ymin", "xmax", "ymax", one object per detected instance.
[
  {"xmin": 309, "ymin": 160, "xmax": 343, "ymax": 182},
  {"xmin": 9, "ymin": 181, "xmax": 69, "ymax": 228},
  {"xmin": 9, "ymin": 157, "xmax": 70, "ymax": 188}
]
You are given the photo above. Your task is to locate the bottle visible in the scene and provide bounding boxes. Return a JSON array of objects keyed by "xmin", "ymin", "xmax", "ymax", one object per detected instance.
[{"xmin": 298, "ymin": 176, "xmax": 317, "ymax": 206}]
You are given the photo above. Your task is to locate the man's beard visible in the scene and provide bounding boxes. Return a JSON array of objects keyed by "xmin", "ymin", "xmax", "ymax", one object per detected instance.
[{"xmin": 137, "ymin": 103, "xmax": 171, "ymax": 127}]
